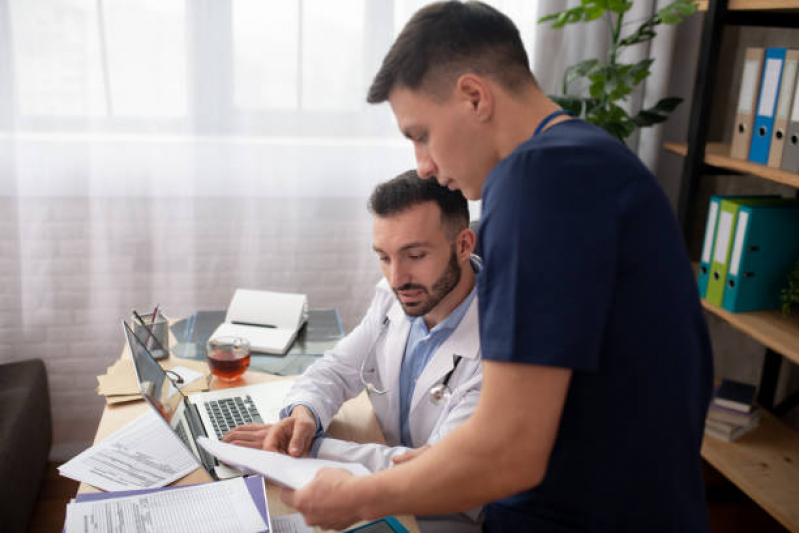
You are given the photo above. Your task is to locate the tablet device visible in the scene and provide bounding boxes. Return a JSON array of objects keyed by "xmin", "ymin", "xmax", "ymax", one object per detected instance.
[{"xmin": 344, "ymin": 517, "xmax": 408, "ymax": 533}]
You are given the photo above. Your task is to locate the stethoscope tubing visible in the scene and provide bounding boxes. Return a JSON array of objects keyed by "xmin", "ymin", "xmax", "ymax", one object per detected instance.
[{"xmin": 359, "ymin": 315, "xmax": 463, "ymax": 404}]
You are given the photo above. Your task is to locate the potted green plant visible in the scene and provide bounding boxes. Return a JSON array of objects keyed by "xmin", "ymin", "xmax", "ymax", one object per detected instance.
[
  {"xmin": 539, "ymin": 0, "xmax": 698, "ymax": 142},
  {"xmin": 782, "ymin": 260, "xmax": 799, "ymax": 318}
]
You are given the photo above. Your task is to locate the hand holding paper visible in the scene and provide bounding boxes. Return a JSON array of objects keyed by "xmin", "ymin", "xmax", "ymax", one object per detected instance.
[{"xmin": 197, "ymin": 437, "xmax": 370, "ymax": 490}]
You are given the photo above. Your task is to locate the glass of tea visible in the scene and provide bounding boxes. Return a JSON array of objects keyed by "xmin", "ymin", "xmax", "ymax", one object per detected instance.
[{"xmin": 206, "ymin": 336, "xmax": 251, "ymax": 381}]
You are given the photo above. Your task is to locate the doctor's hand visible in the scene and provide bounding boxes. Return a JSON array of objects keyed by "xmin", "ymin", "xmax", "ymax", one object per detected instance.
[
  {"xmin": 281, "ymin": 467, "xmax": 363, "ymax": 531},
  {"xmin": 392, "ymin": 445, "xmax": 430, "ymax": 465},
  {"xmin": 223, "ymin": 405, "xmax": 317, "ymax": 457}
]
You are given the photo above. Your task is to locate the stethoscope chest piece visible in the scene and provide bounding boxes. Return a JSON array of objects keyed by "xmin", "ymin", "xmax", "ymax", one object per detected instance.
[{"xmin": 429, "ymin": 383, "xmax": 451, "ymax": 404}]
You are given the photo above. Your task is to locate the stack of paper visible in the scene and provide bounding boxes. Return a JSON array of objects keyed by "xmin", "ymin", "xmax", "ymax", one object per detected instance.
[
  {"xmin": 97, "ymin": 358, "xmax": 210, "ymax": 405},
  {"xmin": 59, "ymin": 411, "xmax": 199, "ymax": 491},
  {"xmin": 198, "ymin": 437, "xmax": 370, "ymax": 490},
  {"xmin": 63, "ymin": 476, "xmax": 269, "ymax": 533}
]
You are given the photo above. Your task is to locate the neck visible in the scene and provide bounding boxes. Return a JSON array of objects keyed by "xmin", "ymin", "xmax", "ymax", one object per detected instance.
[
  {"xmin": 493, "ymin": 84, "xmax": 564, "ymax": 162},
  {"xmin": 423, "ymin": 261, "xmax": 476, "ymax": 330}
]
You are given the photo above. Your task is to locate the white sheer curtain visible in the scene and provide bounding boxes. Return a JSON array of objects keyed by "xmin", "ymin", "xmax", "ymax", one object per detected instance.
[
  {"xmin": 0, "ymin": 0, "xmax": 539, "ymax": 459},
  {"xmin": 1, "ymin": 0, "xmax": 538, "ymax": 198}
]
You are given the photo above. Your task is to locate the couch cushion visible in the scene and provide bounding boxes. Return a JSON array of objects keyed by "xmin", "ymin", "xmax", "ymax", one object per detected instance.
[{"xmin": 0, "ymin": 359, "xmax": 52, "ymax": 533}]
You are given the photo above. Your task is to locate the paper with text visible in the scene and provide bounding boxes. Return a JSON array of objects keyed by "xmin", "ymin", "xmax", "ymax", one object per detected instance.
[
  {"xmin": 170, "ymin": 365, "xmax": 204, "ymax": 387},
  {"xmin": 63, "ymin": 477, "xmax": 267, "ymax": 533},
  {"xmin": 59, "ymin": 411, "xmax": 198, "ymax": 491},
  {"xmin": 273, "ymin": 513, "xmax": 314, "ymax": 533},
  {"xmin": 198, "ymin": 437, "xmax": 370, "ymax": 490}
]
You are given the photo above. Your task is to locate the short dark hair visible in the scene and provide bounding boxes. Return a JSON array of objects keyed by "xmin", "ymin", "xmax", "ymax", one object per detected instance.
[
  {"xmin": 368, "ymin": 170, "xmax": 469, "ymax": 237},
  {"xmin": 367, "ymin": 1, "xmax": 534, "ymax": 104}
]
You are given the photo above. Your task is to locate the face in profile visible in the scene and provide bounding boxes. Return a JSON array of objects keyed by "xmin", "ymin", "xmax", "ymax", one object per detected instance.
[
  {"xmin": 388, "ymin": 85, "xmax": 496, "ymax": 201},
  {"xmin": 372, "ymin": 201, "xmax": 464, "ymax": 318}
]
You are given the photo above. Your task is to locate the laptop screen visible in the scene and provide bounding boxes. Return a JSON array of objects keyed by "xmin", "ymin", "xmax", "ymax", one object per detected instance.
[{"xmin": 122, "ymin": 321, "xmax": 209, "ymax": 472}]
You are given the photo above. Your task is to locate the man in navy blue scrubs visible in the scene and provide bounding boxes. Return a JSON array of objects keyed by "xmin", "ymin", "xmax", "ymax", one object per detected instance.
[{"xmin": 282, "ymin": 2, "xmax": 714, "ymax": 531}]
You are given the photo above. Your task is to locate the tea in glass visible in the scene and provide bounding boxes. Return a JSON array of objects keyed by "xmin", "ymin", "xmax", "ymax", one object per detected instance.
[{"xmin": 206, "ymin": 336, "xmax": 251, "ymax": 381}]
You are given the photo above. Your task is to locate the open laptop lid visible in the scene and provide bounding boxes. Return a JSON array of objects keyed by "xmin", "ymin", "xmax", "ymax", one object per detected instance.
[{"xmin": 122, "ymin": 320, "xmax": 218, "ymax": 478}]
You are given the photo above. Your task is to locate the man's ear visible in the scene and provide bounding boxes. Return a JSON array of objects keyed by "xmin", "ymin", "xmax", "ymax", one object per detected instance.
[
  {"xmin": 455, "ymin": 74, "xmax": 493, "ymax": 122},
  {"xmin": 457, "ymin": 227, "xmax": 477, "ymax": 259}
]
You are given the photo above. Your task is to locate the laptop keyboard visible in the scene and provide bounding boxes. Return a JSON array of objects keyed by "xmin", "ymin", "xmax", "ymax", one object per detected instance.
[
  {"xmin": 204, "ymin": 395, "xmax": 264, "ymax": 440},
  {"xmin": 175, "ymin": 420, "xmax": 191, "ymax": 448}
]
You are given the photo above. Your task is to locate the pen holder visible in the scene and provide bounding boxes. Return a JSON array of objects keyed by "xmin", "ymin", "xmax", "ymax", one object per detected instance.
[{"xmin": 133, "ymin": 311, "xmax": 170, "ymax": 360}]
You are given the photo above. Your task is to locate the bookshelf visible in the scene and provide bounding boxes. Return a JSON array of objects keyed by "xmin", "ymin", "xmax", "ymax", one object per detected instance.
[
  {"xmin": 664, "ymin": 142, "xmax": 799, "ymax": 188},
  {"xmin": 672, "ymin": 1, "xmax": 799, "ymax": 531},
  {"xmin": 701, "ymin": 299, "xmax": 799, "ymax": 366},
  {"xmin": 697, "ymin": 1, "xmax": 799, "ymax": 11},
  {"xmin": 701, "ymin": 410, "xmax": 799, "ymax": 531}
]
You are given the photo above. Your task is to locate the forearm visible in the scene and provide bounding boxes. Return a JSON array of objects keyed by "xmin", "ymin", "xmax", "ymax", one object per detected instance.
[
  {"xmin": 316, "ymin": 438, "xmax": 413, "ymax": 473},
  {"xmin": 283, "ymin": 359, "xmax": 361, "ymax": 428},
  {"xmin": 364, "ymin": 417, "xmax": 538, "ymax": 518},
  {"xmin": 282, "ymin": 362, "xmax": 571, "ymax": 529},
  {"xmin": 350, "ymin": 363, "xmax": 571, "ymax": 519}
]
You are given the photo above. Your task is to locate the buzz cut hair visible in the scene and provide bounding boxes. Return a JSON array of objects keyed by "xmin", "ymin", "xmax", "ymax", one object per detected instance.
[
  {"xmin": 368, "ymin": 170, "xmax": 469, "ymax": 237},
  {"xmin": 367, "ymin": 1, "xmax": 535, "ymax": 104}
]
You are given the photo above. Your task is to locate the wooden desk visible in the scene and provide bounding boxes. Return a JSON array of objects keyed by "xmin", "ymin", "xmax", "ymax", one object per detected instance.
[{"xmin": 79, "ymin": 355, "xmax": 419, "ymax": 533}]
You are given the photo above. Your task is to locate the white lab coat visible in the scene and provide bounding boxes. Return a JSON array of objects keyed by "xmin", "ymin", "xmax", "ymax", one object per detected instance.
[{"xmin": 283, "ymin": 278, "xmax": 483, "ymax": 532}]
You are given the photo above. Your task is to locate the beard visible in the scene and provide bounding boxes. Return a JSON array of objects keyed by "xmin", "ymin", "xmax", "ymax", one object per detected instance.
[{"xmin": 393, "ymin": 247, "xmax": 462, "ymax": 317}]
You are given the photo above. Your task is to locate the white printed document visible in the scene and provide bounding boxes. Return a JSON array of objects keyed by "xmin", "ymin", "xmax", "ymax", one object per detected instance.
[
  {"xmin": 63, "ymin": 477, "xmax": 266, "ymax": 533},
  {"xmin": 210, "ymin": 289, "xmax": 308, "ymax": 355},
  {"xmin": 198, "ymin": 437, "xmax": 370, "ymax": 489},
  {"xmin": 273, "ymin": 513, "xmax": 315, "ymax": 533},
  {"xmin": 59, "ymin": 411, "xmax": 198, "ymax": 491}
]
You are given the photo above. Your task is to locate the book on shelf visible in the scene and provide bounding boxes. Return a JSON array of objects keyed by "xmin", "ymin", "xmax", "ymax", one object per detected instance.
[
  {"xmin": 705, "ymin": 415, "xmax": 761, "ymax": 443},
  {"xmin": 707, "ymin": 403, "xmax": 762, "ymax": 427},
  {"xmin": 731, "ymin": 47, "xmax": 765, "ymax": 160},
  {"xmin": 712, "ymin": 379, "xmax": 757, "ymax": 413},
  {"xmin": 721, "ymin": 202, "xmax": 799, "ymax": 313}
]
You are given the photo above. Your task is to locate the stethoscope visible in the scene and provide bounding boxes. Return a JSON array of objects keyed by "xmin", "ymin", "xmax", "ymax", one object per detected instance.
[{"xmin": 359, "ymin": 315, "xmax": 464, "ymax": 404}]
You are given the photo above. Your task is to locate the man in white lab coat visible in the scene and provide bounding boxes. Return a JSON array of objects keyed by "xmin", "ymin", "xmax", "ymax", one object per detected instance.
[{"xmin": 224, "ymin": 170, "xmax": 482, "ymax": 532}]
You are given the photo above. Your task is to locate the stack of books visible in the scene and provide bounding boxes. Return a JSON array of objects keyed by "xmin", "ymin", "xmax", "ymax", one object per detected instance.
[{"xmin": 705, "ymin": 379, "xmax": 761, "ymax": 442}]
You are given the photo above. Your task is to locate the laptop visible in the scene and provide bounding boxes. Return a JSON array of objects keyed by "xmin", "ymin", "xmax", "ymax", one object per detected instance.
[{"xmin": 122, "ymin": 320, "xmax": 295, "ymax": 479}]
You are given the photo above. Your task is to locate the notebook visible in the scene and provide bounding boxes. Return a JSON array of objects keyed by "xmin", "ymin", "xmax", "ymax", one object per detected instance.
[
  {"xmin": 210, "ymin": 289, "xmax": 309, "ymax": 355},
  {"xmin": 122, "ymin": 320, "xmax": 295, "ymax": 480}
]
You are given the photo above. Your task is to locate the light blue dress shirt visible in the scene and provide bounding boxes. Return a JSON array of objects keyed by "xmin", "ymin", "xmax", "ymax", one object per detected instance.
[{"xmin": 398, "ymin": 287, "xmax": 476, "ymax": 447}]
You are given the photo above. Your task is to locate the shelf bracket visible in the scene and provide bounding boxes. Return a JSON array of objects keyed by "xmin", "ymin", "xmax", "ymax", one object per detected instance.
[
  {"xmin": 676, "ymin": 0, "xmax": 728, "ymax": 246},
  {"xmin": 774, "ymin": 389, "xmax": 799, "ymax": 417},
  {"xmin": 757, "ymin": 348, "xmax": 782, "ymax": 412}
]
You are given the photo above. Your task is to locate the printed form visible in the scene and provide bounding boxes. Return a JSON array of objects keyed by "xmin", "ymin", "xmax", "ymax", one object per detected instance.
[
  {"xmin": 59, "ymin": 411, "xmax": 198, "ymax": 491},
  {"xmin": 198, "ymin": 437, "xmax": 370, "ymax": 489},
  {"xmin": 63, "ymin": 477, "xmax": 267, "ymax": 533}
]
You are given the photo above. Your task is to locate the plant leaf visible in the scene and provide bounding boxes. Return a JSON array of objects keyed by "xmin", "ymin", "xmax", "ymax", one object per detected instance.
[
  {"xmin": 628, "ymin": 58, "xmax": 654, "ymax": 86},
  {"xmin": 562, "ymin": 58, "xmax": 601, "ymax": 93},
  {"xmin": 537, "ymin": 12, "xmax": 561, "ymax": 24},
  {"xmin": 632, "ymin": 110, "xmax": 668, "ymax": 127},
  {"xmin": 657, "ymin": 0, "xmax": 698, "ymax": 25},
  {"xmin": 652, "ymin": 96, "xmax": 683, "ymax": 113},
  {"xmin": 539, "ymin": 6, "xmax": 589, "ymax": 28},
  {"xmin": 607, "ymin": 0, "xmax": 633, "ymax": 13},
  {"xmin": 585, "ymin": 5, "xmax": 606, "ymax": 20}
]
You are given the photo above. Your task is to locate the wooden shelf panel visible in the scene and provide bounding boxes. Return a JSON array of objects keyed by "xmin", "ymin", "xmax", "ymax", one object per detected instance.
[
  {"xmin": 700, "ymin": 299, "xmax": 799, "ymax": 366},
  {"xmin": 697, "ymin": 0, "xmax": 799, "ymax": 11},
  {"xmin": 702, "ymin": 410, "xmax": 799, "ymax": 532},
  {"xmin": 664, "ymin": 142, "xmax": 799, "ymax": 189}
]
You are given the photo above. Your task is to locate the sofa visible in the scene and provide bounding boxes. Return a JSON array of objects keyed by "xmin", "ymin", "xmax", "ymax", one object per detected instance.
[{"xmin": 0, "ymin": 359, "xmax": 52, "ymax": 533}]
